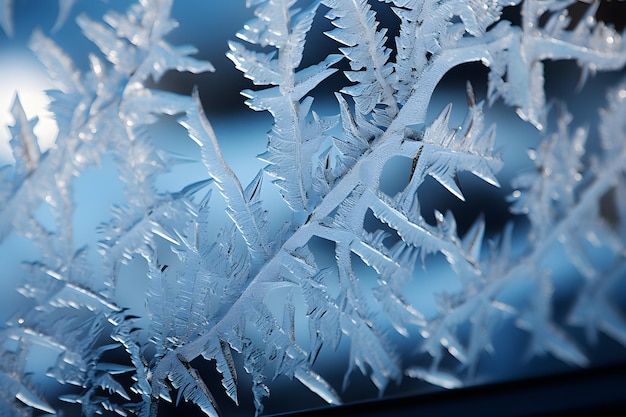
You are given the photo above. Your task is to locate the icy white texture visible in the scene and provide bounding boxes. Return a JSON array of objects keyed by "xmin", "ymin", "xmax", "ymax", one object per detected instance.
[{"xmin": 1, "ymin": 0, "xmax": 625, "ymax": 416}]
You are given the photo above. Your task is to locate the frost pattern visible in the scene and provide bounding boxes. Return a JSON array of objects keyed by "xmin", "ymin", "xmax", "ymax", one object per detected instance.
[{"xmin": 1, "ymin": 0, "xmax": 625, "ymax": 416}]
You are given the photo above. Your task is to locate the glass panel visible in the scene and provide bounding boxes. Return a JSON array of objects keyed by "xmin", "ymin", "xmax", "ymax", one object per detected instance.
[{"xmin": 1, "ymin": 1, "xmax": 625, "ymax": 416}]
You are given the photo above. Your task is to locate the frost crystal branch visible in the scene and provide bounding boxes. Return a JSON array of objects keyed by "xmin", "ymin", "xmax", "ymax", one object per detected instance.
[{"xmin": 1, "ymin": 0, "xmax": 625, "ymax": 416}]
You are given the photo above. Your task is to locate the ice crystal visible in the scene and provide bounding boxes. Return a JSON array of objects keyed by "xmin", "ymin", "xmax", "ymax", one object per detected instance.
[{"xmin": 0, "ymin": 0, "xmax": 625, "ymax": 416}]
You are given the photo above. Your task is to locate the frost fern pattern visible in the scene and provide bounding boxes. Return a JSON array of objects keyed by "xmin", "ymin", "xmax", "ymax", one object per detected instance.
[{"xmin": 1, "ymin": 0, "xmax": 626, "ymax": 416}]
